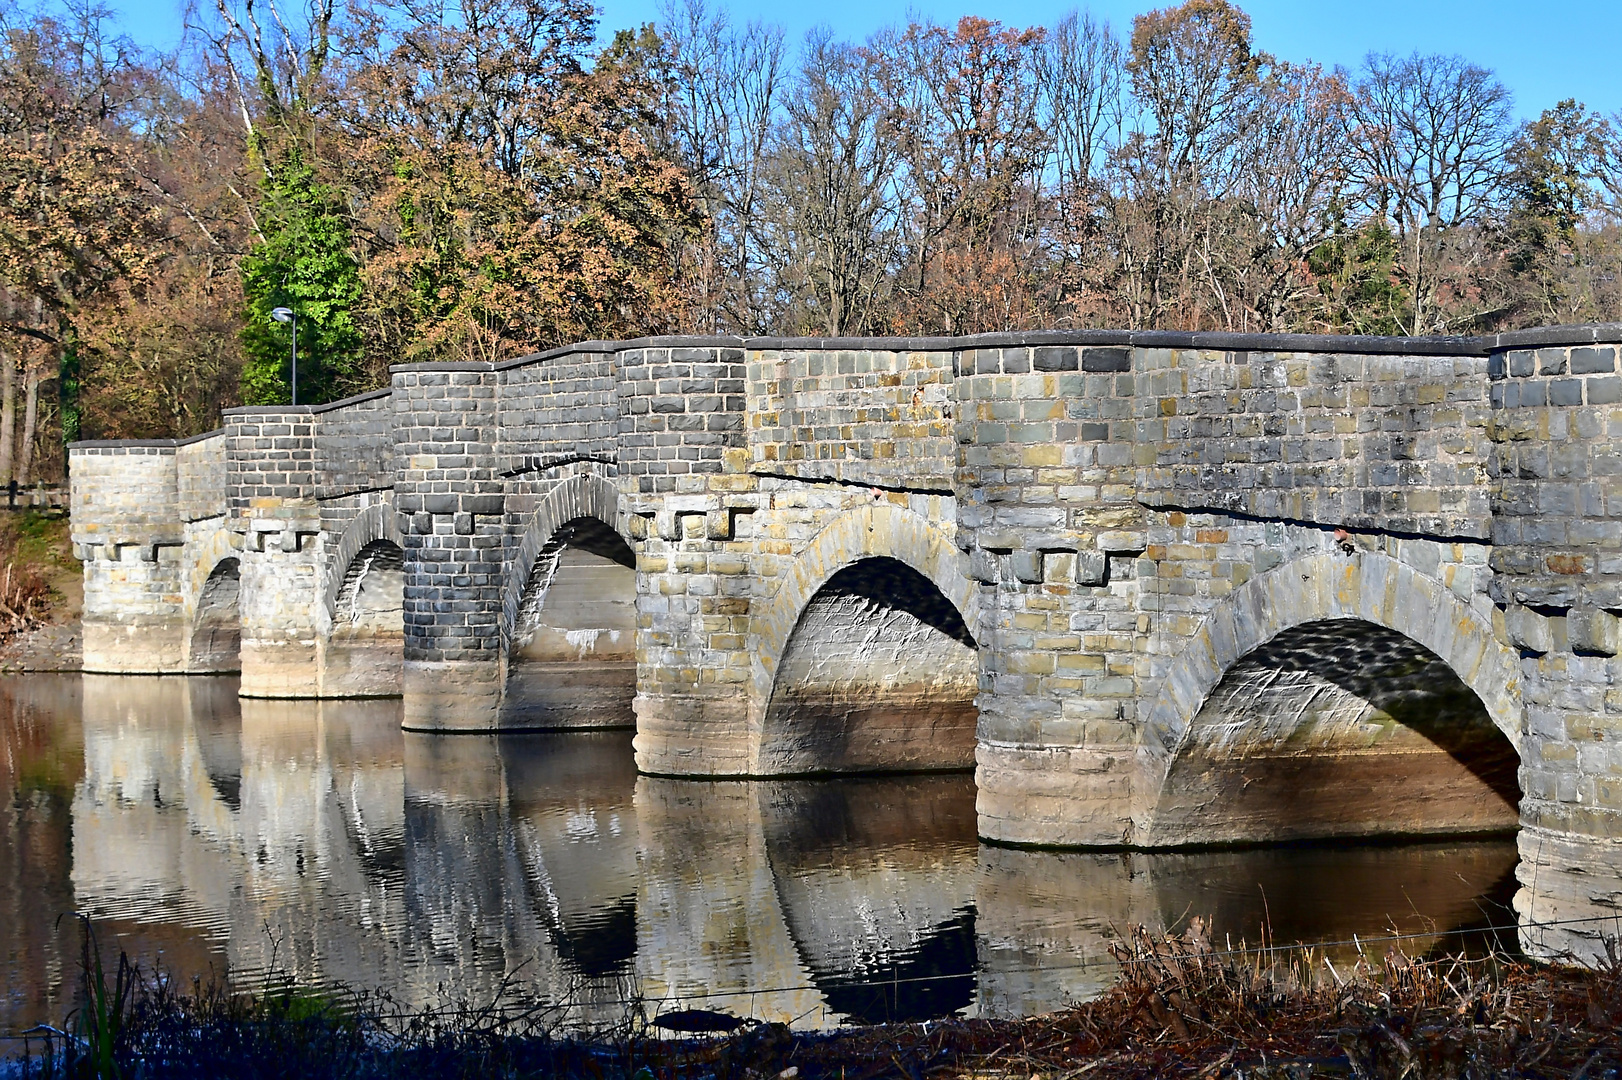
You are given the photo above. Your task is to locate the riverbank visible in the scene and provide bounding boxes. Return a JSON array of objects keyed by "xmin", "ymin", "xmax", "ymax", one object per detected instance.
[
  {"xmin": 9, "ymin": 926, "xmax": 1619, "ymax": 1080},
  {"xmin": 0, "ymin": 510, "xmax": 81, "ymax": 673}
]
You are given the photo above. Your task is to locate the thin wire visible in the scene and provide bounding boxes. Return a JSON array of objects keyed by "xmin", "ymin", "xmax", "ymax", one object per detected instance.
[
  {"xmin": 4, "ymin": 911, "xmax": 1614, "ymax": 1037},
  {"xmin": 556, "ymin": 910, "xmax": 1622, "ymax": 1011}
]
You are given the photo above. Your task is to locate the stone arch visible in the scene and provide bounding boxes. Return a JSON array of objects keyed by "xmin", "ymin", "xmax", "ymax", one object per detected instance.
[
  {"xmin": 323, "ymin": 501, "xmax": 404, "ymax": 625},
  {"xmin": 751, "ymin": 503, "xmax": 979, "ymax": 702},
  {"xmin": 1138, "ymin": 549, "xmax": 1523, "ymax": 844},
  {"xmin": 750, "ymin": 504, "xmax": 981, "ymax": 773},
  {"xmin": 331, "ymin": 540, "xmax": 405, "ymax": 627},
  {"xmin": 499, "ymin": 472, "xmax": 626, "ymax": 649},
  {"xmin": 499, "ymin": 472, "xmax": 636, "ymax": 729},
  {"xmin": 184, "ymin": 528, "xmax": 241, "ymax": 620},
  {"xmin": 188, "ymin": 556, "xmax": 242, "ymax": 672}
]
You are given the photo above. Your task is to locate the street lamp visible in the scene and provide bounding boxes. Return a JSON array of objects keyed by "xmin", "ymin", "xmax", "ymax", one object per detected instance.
[{"xmin": 270, "ymin": 306, "xmax": 297, "ymax": 406}]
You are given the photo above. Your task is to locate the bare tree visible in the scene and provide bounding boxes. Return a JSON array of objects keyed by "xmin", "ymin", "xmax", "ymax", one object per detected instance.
[
  {"xmin": 1204, "ymin": 60, "xmax": 1349, "ymax": 330},
  {"xmin": 877, "ymin": 16, "xmax": 1050, "ymax": 333},
  {"xmin": 659, "ymin": 0, "xmax": 785, "ymax": 331},
  {"xmin": 1040, "ymin": 10, "xmax": 1124, "ymax": 206},
  {"xmin": 1346, "ymin": 52, "xmax": 1515, "ymax": 333},
  {"xmin": 760, "ymin": 32, "xmax": 902, "ymax": 335}
]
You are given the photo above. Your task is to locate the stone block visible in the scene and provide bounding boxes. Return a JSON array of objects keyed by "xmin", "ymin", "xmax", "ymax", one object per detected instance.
[
  {"xmin": 1505, "ymin": 605, "xmax": 1553, "ymax": 654},
  {"xmin": 1567, "ymin": 606, "xmax": 1621, "ymax": 657},
  {"xmin": 1570, "ymin": 346, "xmax": 1617, "ymax": 374},
  {"xmin": 1588, "ymin": 376, "xmax": 1622, "ymax": 404},
  {"xmin": 1075, "ymin": 551, "xmax": 1108, "ymax": 586},
  {"xmin": 1010, "ymin": 551, "xmax": 1045, "ymax": 584},
  {"xmin": 1096, "ymin": 530, "xmax": 1147, "ymax": 553},
  {"xmin": 1549, "ymin": 379, "xmax": 1584, "ymax": 406},
  {"xmin": 1081, "ymin": 348, "xmax": 1130, "ymax": 373}
]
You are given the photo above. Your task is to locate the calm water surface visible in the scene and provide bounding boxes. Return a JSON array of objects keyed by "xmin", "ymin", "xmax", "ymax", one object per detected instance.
[{"xmin": 2, "ymin": 675, "xmax": 1518, "ymax": 1033}]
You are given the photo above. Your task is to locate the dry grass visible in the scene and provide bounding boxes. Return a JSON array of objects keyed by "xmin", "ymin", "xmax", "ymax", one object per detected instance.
[
  {"xmin": 0, "ymin": 511, "xmax": 73, "ymax": 641},
  {"xmin": 10, "ymin": 921, "xmax": 1622, "ymax": 1080}
]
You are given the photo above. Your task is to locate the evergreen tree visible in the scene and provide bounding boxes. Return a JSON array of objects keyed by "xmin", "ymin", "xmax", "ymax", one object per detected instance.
[{"xmin": 239, "ymin": 148, "xmax": 364, "ymax": 405}]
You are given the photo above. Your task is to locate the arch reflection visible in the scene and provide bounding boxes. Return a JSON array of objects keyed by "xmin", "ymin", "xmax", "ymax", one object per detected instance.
[{"xmin": 0, "ymin": 676, "xmax": 1526, "ymax": 1035}]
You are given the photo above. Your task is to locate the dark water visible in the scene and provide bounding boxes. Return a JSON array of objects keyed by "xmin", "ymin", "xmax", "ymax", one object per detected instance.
[{"xmin": 2, "ymin": 675, "xmax": 1519, "ymax": 1033}]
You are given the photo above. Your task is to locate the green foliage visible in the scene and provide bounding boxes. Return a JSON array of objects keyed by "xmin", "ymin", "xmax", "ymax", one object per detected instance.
[
  {"xmin": 240, "ymin": 148, "xmax": 364, "ymax": 406},
  {"xmin": 57, "ymin": 330, "xmax": 79, "ymax": 445},
  {"xmin": 1308, "ymin": 212, "xmax": 1410, "ymax": 335},
  {"xmin": 75, "ymin": 918, "xmax": 136, "ymax": 1080},
  {"xmin": 1507, "ymin": 100, "xmax": 1608, "ymax": 259}
]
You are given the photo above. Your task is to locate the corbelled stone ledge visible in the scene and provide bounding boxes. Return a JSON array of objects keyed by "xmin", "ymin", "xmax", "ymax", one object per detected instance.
[{"xmin": 68, "ymin": 323, "xmax": 1622, "ymax": 966}]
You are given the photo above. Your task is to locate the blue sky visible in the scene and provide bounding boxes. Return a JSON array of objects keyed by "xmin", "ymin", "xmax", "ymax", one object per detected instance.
[{"xmin": 107, "ymin": 0, "xmax": 1622, "ymax": 121}]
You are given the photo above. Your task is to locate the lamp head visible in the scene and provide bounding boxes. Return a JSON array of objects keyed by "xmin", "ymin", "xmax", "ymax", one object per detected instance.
[{"xmin": 270, "ymin": 307, "xmax": 294, "ymax": 324}]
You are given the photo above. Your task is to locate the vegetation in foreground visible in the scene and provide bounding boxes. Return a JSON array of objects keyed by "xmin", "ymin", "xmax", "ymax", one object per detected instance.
[
  {"xmin": 0, "ymin": 510, "xmax": 74, "ymax": 643},
  {"xmin": 11, "ymin": 923, "xmax": 1622, "ymax": 1080}
]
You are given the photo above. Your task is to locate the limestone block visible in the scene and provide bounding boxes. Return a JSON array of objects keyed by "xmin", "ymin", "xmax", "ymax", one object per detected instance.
[
  {"xmin": 1010, "ymin": 551, "xmax": 1044, "ymax": 584},
  {"xmin": 1566, "ymin": 606, "xmax": 1620, "ymax": 656},
  {"xmin": 1076, "ymin": 551, "xmax": 1108, "ymax": 586},
  {"xmin": 1043, "ymin": 552, "xmax": 1076, "ymax": 584},
  {"xmin": 1505, "ymin": 605, "xmax": 1554, "ymax": 654},
  {"xmin": 1097, "ymin": 530, "xmax": 1146, "ymax": 553}
]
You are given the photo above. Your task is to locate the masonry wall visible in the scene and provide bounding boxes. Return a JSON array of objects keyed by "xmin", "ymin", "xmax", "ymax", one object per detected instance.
[
  {"xmin": 177, "ymin": 433, "xmax": 228, "ymax": 524},
  {"xmin": 747, "ymin": 344, "xmax": 956, "ymax": 490},
  {"xmin": 313, "ymin": 391, "xmax": 396, "ymax": 499},
  {"xmin": 497, "ymin": 346, "xmax": 621, "ymax": 475},
  {"xmin": 1134, "ymin": 341, "xmax": 1494, "ymax": 538}
]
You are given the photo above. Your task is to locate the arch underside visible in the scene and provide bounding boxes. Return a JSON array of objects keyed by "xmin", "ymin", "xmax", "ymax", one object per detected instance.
[
  {"xmin": 758, "ymin": 556, "xmax": 979, "ymax": 775},
  {"xmin": 189, "ymin": 558, "xmax": 241, "ymax": 672},
  {"xmin": 323, "ymin": 539, "xmax": 405, "ymax": 696},
  {"xmin": 502, "ymin": 516, "xmax": 638, "ymax": 729},
  {"xmin": 1151, "ymin": 618, "xmax": 1521, "ymax": 846}
]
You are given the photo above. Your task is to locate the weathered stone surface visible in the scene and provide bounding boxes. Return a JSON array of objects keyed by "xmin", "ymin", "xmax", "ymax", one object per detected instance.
[{"xmin": 69, "ymin": 325, "xmax": 1622, "ymax": 965}]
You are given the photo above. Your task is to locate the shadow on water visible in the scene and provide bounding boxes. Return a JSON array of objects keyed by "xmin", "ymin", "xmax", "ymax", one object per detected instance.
[{"xmin": 0, "ymin": 675, "xmax": 1527, "ymax": 1034}]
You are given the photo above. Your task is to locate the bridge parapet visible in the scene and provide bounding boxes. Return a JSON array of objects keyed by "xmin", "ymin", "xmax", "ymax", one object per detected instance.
[
  {"xmin": 746, "ymin": 342, "xmax": 956, "ymax": 490},
  {"xmin": 496, "ymin": 345, "xmax": 621, "ymax": 475},
  {"xmin": 177, "ymin": 431, "xmax": 227, "ymax": 524},
  {"xmin": 1133, "ymin": 340, "xmax": 1493, "ymax": 538}
]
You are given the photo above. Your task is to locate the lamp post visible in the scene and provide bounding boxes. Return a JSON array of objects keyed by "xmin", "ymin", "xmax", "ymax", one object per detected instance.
[{"xmin": 270, "ymin": 306, "xmax": 297, "ymax": 406}]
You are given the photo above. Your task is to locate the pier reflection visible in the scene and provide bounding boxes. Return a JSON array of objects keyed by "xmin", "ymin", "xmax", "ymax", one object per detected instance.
[{"xmin": 1, "ymin": 675, "xmax": 1521, "ymax": 1035}]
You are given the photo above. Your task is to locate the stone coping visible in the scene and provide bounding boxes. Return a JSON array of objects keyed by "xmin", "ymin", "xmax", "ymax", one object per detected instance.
[
  {"xmin": 67, "ymin": 323, "xmax": 1622, "ymax": 451},
  {"xmin": 485, "ymin": 323, "xmax": 1622, "ymax": 372},
  {"xmin": 219, "ymin": 387, "xmax": 393, "ymax": 417},
  {"xmin": 70, "ymin": 389, "xmax": 396, "ymax": 451},
  {"xmin": 69, "ymin": 428, "xmax": 225, "ymax": 451}
]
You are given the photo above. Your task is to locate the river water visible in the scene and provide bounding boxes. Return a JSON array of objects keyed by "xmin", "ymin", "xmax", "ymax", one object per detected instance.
[{"xmin": 2, "ymin": 674, "xmax": 1519, "ymax": 1034}]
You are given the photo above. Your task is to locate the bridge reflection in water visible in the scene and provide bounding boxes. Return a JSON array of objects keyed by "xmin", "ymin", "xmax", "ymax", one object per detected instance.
[{"xmin": 2, "ymin": 674, "xmax": 1517, "ymax": 1034}]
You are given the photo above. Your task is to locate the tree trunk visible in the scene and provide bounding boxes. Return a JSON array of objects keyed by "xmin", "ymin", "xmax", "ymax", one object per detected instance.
[
  {"xmin": 0, "ymin": 349, "xmax": 14, "ymax": 485},
  {"xmin": 18, "ymin": 357, "xmax": 41, "ymax": 487}
]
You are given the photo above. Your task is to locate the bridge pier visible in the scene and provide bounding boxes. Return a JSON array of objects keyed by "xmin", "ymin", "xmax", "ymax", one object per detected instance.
[
  {"xmin": 70, "ymin": 444, "xmax": 190, "ymax": 673},
  {"xmin": 395, "ymin": 364, "xmax": 508, "ymax": 730}
]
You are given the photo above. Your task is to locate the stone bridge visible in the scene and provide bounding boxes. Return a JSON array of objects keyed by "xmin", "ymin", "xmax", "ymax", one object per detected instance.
[{"xmin": 68, "ymin": 327, "xmax": 1622, "ymax": 963}]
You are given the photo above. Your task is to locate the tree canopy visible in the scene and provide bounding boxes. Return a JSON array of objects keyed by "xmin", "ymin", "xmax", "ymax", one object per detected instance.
[{"xmin": 3, "ymin": 0, "xmax": 1622, "ymax": 472}]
